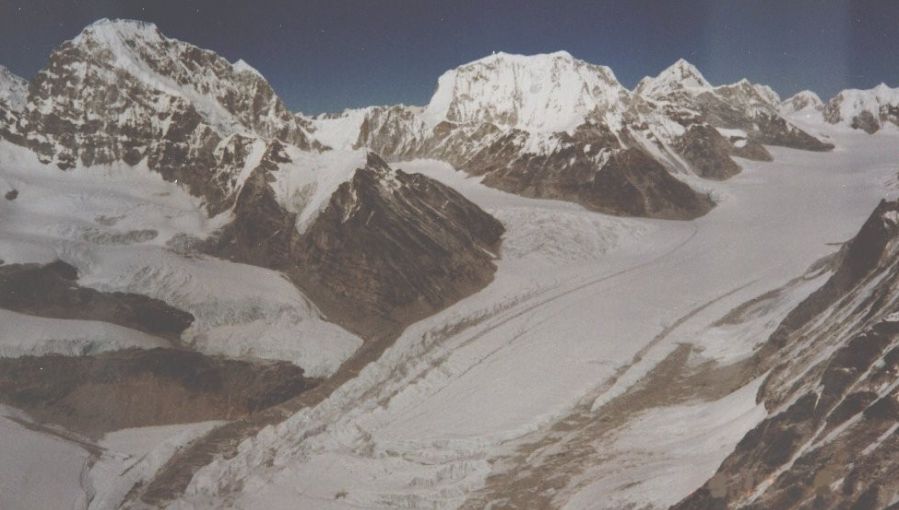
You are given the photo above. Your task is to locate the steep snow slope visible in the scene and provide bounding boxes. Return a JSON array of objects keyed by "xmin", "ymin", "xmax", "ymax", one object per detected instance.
[
  {"xmin": 0, "ymin": 406, "xmax": 93, "ymax": 510},
  {"xmin": 174, "ymin": 127, "xmax": 899, "ymax": 509}
]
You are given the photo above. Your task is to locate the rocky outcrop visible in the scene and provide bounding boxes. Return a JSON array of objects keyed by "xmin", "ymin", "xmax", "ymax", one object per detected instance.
[
  {"xmin": 295, "ymin": 157, "xmax": 504, "ymax": 334},
  {"xmin": 210, "ymin": 146, "xmax": 505, "ymax": 336},
  {"xmin": 673, "ymin": 200, "xmax": 899, "ymax": 510},
  {"xmin": 672, "ymin": 123, "xmax": 743, "ymax": 179},
  {"xmin": 0, "ymin": 348, "xmax": 310, "ymax": 436},
  {"xmin": 0, "ymin": 260, "xmax": 193, "ymax": 341}
]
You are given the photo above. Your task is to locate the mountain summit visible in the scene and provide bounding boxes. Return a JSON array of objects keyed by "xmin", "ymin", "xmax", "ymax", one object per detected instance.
[
  {"xmin": 635, "ymin": 58, "xmax": 711, "ymax": 98},
  {"xmin": 423, "ymin": 51, "xmax": 629, "ymax": 133}
]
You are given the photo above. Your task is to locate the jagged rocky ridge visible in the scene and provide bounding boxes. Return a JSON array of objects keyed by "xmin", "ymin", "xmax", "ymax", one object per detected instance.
[
  {"xmin": 674, "ymin": 199, "xmax": 899, "ymax": 510},
  {"xmin": 313, "ymin": 55, "xmax": 833, "ymax": 219},
  {"xmin": 0, "ymin": 18, "xmax": 504, "ymax": 338}
]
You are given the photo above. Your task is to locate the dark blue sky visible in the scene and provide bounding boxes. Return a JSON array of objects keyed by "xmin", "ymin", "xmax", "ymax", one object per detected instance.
[{"xmin": 1, "ymin": 0, "xmax": 897, "ymax": 114}]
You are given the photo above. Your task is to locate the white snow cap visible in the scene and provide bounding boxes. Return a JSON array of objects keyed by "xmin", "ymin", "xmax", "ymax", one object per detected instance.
[
  {"xmin": 0, "ymin": 65, "xmax": 27, "ymax": 111},
  {"xmin": 781, "ymin": 90, "xmax": 824, "ymax": 113},
  {"xmin": 423, "ymin": 50, "xmax": 629, "ymax": 133},
  {"xmin": 232, "ymin": 59, "xmax": 264, "ymax": 79},
  {"xmin": 636, "ymin": 58, "xmax": 711, "ymax": 98},
  {"xmin": 827, "ymin": 83, "xmax": 899, "ymax": 123},
  {"xmin": 75, "ymin": 18, "xmax": 162, "ymax": 44}
]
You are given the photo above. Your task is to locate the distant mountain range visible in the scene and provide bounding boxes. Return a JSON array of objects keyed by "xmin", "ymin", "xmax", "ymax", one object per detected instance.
[
  {"xmin": 3, "ymin": 16, "xmax": 898, "ymax": 366},
  {"xmin": 3, "ymin": 17, "xmax": 897, "ymax": 349}
]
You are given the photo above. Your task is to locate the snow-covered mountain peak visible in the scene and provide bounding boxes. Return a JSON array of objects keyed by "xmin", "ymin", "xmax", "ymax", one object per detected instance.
[
  {"xmin": 750, "ymin": 82, "xmax": 781, "ymax": 106},
  {"xmin": 0, "ymin": 65, "xmax": 27, "ymax": 111},
  {"xmin": 73, "ymin": 18, "xmax": 163, "ymax": 48},
  {"xmin": 823, "ymin": 83, "xmax": 899, "ymax": 132},
  {"xmin": 422, "ymin": 50, "xmax": 628, "ymax": 133},
  {"xmin": 636, "ymin": 58, "xmax": 711, "ymax": 98},
  {"xmin": 780, "ymin": 90, "xmax": 824, "ymax": 114},
  {"xmin": 32, "ymin": 18, "xmax": 317, "ymax": 149},
  {"xmin": 232, "ymin": 59, "xmax": 264, "ymax": 78}
]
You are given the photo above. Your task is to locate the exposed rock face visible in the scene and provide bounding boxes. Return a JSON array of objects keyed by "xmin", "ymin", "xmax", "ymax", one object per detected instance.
[
  {"xmin": 0, "ymin": 260, "xmax": 193, "ymax": 341},
  {"xmin": 823, "ymin": 84, "xmax": 899, "ymax": 134},
  {"xmin": 210, "ymin": 146, "xmax": 505, "ymax": 336},
  {"xmin": 0, "ymin": 348, "xmax": 310, "ymax": 436},
  {"xmin": 296, "ymin": 157, "xmax": 504, "ymax": 334},
  {"xmin": 672, "ymin": 123, "xmax": 744, "ymax": 179},
  {"xmin": 5, "ymin": 18, "xmax": 320, "ymax": 213},
  {"xmin": 674, "ymin": 200, "xmax": 899, "ymax": 510},
  {"xmin": 477, "ymin": 141, "xmax": 713, "ymax": 219}
]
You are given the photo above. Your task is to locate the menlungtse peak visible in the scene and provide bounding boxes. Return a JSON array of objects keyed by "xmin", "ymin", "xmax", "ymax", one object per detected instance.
[
  {"xmin": 422, "ymin": 50, "xmax": 629, "ymax": 133},
  {"xmin": 635, "ymin": 58, "xmax": 712, "ymax": 98}
]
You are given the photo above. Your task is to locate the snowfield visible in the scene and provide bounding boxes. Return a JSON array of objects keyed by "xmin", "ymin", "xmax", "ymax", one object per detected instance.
[
  {"xmin": 174, "ymin": 126, "xmax": 899, "ymax": 509},
  {"xmin": 0, "ymin": 140, "xmax": 362, "ymax": 377},
  {"xmin": 0, "ymin": 404, "xmax": 222, "ymax": 510}
]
